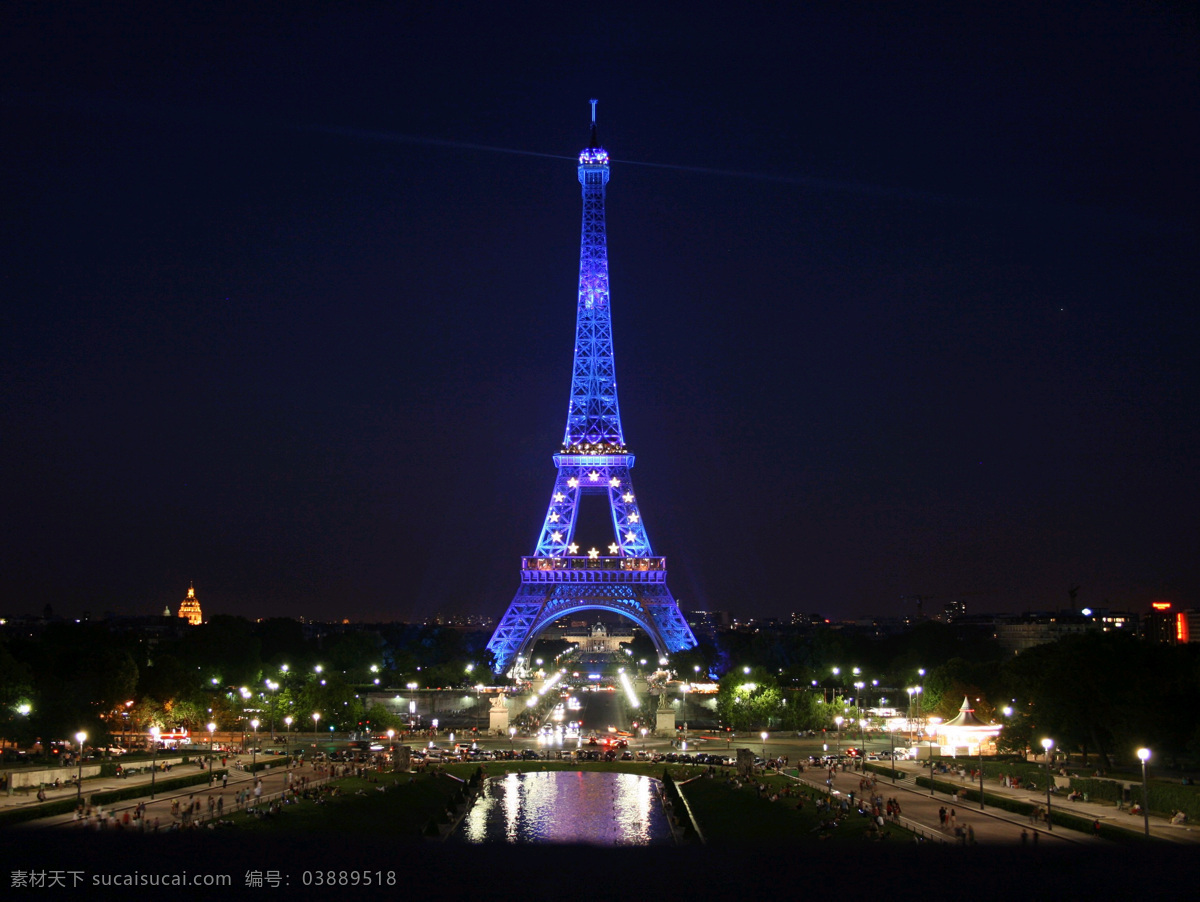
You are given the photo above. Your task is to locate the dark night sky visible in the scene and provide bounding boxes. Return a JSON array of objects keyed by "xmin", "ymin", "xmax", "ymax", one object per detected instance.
[{"xmin": 2, "ymin": 2, "xmax": 1197, "ymax": 623}]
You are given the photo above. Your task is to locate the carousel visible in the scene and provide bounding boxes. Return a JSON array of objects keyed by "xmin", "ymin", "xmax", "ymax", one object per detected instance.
[{"xmin": 933, "ymin": 696, "xmax": 1002, "ymax": 756}]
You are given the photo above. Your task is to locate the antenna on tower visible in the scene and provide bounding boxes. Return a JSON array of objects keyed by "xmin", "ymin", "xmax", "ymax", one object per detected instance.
[{"xmin": 590, "ymin": 99, "xmax": 597, "ymax": 124}]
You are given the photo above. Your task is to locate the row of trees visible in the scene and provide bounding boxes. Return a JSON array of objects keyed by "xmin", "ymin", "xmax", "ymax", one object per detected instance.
[
  {"xmin": 696, "ymin": 631, "xmax": 1200, "ymax": 768},
  {"xmin": 0, "ymin": 616, "xmax": 493, "ymax": 747}
]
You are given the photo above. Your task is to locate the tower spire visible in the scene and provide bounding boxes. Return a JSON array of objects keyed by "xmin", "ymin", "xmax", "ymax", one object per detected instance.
[{"xmin": 569, "ymin": 100, "xmax": 618, "ymax": 448}]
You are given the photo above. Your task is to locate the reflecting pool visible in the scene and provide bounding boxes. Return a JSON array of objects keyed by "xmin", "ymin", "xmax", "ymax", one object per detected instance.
[{"xmin": 452, "ymin": 771, "xmax": 672, "ymax": 845}]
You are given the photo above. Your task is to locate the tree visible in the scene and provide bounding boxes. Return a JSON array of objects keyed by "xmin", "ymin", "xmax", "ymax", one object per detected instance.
[{"xmin": 716, "ymin": 668, "xmax": 783, "ymax": 731}]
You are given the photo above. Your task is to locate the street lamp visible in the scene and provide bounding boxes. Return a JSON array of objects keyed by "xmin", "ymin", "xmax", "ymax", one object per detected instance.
[
  {"xmin": 207, "ymin": 722, "xmax": 216, "ymax": 780},
  {"xmin": 889, "ymin": 727, "xmax": 895, "ymax": 783},
  {"xmin": 1041, "ymin": 738, "xmax": 1054, "ymax": 831},
  {"xmin": 509, "ymin": 726, "xmax": 516, "ymax": 753},
  {"xmin": 284, "ymin": 716, "xmax": 293, "ymax": 759},
  {"xmin": 149, "ymin": 726, "xmax": 160, "ymax": 799},
  {"xmin": 834, "ymin": 716, "xmax": 843, "ymax": 752},
  {"xmin": 1137, "ymin": 748, "xmax": 1151, "ymax": 836},
  {"xmin": 387, "ymin": 729, "xmax": 395, "ymax": 769},
  {"xmin": 761, "ymin": 731, "xmax": 768, "ymax": 763},
  {"xmin": 640, "ymin": 727, "xmax": 647, "ymax": 755},
  {"xmin": 906, "ymin": 688, "xmax": 916, "ymax": 743},
  {"xmin": 74, "ymin": 731, "xmax": 87, "ymax": 804},
  {"xmin": 250, "ymin": 719, "xmax": 259, "ymax": 772},
  {"xmin": 854, "ymin": 681, "xmax": 865, "ymax": 731}
]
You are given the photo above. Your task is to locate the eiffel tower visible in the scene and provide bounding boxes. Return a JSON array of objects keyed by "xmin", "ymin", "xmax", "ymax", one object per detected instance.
[{"xmin": 487, "ymin": 102, "xmax": 699, "ymax": 675}]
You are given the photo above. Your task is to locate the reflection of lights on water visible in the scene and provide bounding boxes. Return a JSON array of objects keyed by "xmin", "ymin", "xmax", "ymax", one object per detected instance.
[{"xmin": 456, "ymin": 772, "xmax": 670, "ymax": 845}]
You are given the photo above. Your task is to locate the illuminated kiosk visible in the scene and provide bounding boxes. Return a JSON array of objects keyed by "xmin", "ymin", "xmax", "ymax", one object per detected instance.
[
  {"xmin": 487, "ymin": 102, "xmax": 698, "ymax": 676},
  {"xmin": 934, "ymin": 697, "xmax": 1002, "ymax": 756}
]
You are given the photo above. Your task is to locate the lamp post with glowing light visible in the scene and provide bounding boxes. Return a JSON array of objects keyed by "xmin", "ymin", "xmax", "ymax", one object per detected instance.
[
  {"xmin": 853, "ymin": 680, "xmax": 865, "ymax": 740},
  {"xmin": 889, "ymin": 727, "xmax": 896, "ymax": 783},
  {"xmin": 284, "ymin": 716, "xmax": 293, "ymax": 759},
  {"xmin": 1137, "ymin": 748, "xmax": 1151, "ymax": 836},
  {"xmin": 761, "ymin": 731, "xmax": 768, "ymax": 764},
  {"xmin": 207, "ymin": 722, "xmax": 216, "ymax": 780},
  {"xmin": 1041, "ymin": 738, "xmax": 1054, "ymax": 831},
  {"xmin": 387, "ymin": 729, "xmax": 395, "ymax": 769},
  {"xmin": 509, "ymin": 726, "xmax": 516, "ymax": 754},
  {"xmin": 74, "ymin": 731, "xmax": 87, "ymax": 803},
  {"xmin": 640, "ymin": 727, "xmax": 647, "ymax": 755},
  {"xmin": 834, "ymin": 716, "xmax": 843, "ymax": 753},
  {"xmin": 149, "ymin": 726, "xmax": 160, "ymax": 799},
  {"xmin": 250, "ymin": 719, "xmax": 259, "ymax": 772}
]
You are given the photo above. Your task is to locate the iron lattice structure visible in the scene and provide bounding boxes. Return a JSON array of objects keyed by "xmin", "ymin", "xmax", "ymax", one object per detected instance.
[{"xmin": 487, "ymin": 103, "xmax": 698, "ymax": 674}]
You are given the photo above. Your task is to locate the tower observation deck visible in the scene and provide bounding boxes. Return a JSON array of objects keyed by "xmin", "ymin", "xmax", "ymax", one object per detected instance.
[{"xmin": 486, "ymin": 102, "xmax": 698, "ymax": 675}]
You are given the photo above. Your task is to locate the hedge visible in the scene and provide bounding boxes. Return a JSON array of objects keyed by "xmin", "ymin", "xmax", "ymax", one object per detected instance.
[
  {"xmin": 90, "ymin": 770, "xmax": 227, "ymax": 806},
  {"xmin": 863, "ymin": 762, "xmax": 907, "ymax": 781},
  {"xmin": 1145, "ymin": 782, "xmax": 1200, "ymax": 821},
  {"xmin": 980, "ymin": 760, "xmax": 1049, "ymax": 787},
  {"xmin": 0, "ymin": 796, "xmax": 81, "ymax": 826},
  {"xmin": 1067, "ymin": 777, "xmax": 1124, "ymax": 805},
  {"xmin": 1063, "ymin": 776, "xmax": 1199, "ymax": 821}
]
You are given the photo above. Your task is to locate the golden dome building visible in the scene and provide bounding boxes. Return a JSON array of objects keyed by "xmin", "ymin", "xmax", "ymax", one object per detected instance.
[{"xmin": 178, "ymin": 583, "xmax": 203, "ymax": 626}]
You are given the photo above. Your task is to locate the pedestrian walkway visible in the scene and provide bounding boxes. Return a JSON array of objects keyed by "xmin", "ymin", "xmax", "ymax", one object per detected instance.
[
  {"xmin": 787, "ymin": 764, "xmax": 1087, "ymax": 846},
  {"xmin": 886, "ymin": 760, "xmax": 1199, "ymax": 845},
  {"xmin": 1, "ymin": 754, "xmax": 292, "ymax": 825}
]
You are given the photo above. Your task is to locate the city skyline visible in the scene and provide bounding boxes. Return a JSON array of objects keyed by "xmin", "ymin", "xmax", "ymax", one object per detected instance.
[{"xmin": 3, "ymin": 4, "xmax": 1196, "ymax": 624}]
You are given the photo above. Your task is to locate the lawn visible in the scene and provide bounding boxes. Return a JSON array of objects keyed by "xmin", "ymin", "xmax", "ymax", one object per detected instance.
[
  {"xmin": 221, "ymin": 771, "xmax": 468, "ymax": 838},
  {"xmin": 677, "ymin": 773, "xmax": 911, "ymax": 845}
]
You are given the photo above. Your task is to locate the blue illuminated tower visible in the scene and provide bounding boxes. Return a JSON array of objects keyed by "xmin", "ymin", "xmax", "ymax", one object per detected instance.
[{"xmin": 488, "ymin": 102, "xmax": 698, "ymax": 674}]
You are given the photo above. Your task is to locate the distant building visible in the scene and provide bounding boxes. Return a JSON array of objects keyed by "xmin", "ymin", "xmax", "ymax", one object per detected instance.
[
  {"xmin": 421, "ymin": 613, "xmax": 495, "ymax": 630},
  {"xmin": 943, "ymin": 600, "xmax": 967, "ymax": 621},
  {"xmin": 177, "ymin": 583, "xmax": 202, "ymax": 625},
  {"xmin": 687, "ymin": 610, "xmax": 731, "ymax": 632},
  {"xmin": 993, "ymin": 613, "xmax": 1094, "ymax": 654},
  {"xmin": 992, "ymin": 607, "xmax": 1138, "ymax": 654},
  {"xmin": 562, "ymin": 622, "xmax": 633, "ymax": 653},
  {"xmin": 1143, "ymin": 602, "xmax": 1195, "ymax": 644},
  {"xmin": 789, "ymin": 612, "xmax": 825, "ymax": 628}
]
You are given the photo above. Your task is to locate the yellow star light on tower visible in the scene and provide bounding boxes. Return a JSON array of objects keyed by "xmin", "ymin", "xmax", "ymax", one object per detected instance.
[
  {"xmin": 568, "ymin": 543, "xmax": 579, "ymax": 554},
  {"xmin": 551, "ymin": 531, "xmax": 563, "ymax": 543},
  {"xmin": 587, "ymin": 548, "xmax": 600, "ymax": 559},
  {"xmin": 567, "ymin": 478, "xmax": 579, "ymax": 488},
  {"xmin": 549, "ymin": 512, "xmax": 560, "ymax": 522},
  {"xmin": 608, "ymin": 543, "xmax": 619, "ymax": 554},
  {"xmin": 610, "ymin": 477, "xmax": 621, "ymax": 487},
  {"xmin": 554, "ymin": 492, "xmax": 565, "ymax": 502},
  {"xmin": 622, "ymin": 492, "xmax": 634, "ymax": 503},
  {"xmin": 588, "ymin": 471, "xmax": 600, "ymax": 481},
  {"xmin": 628, "ymin": 512, "xmax": 639, "ymax": 523},
  {"xmin": 625, "ymin": 531, "xmax": 638, "ymax": 544}
]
